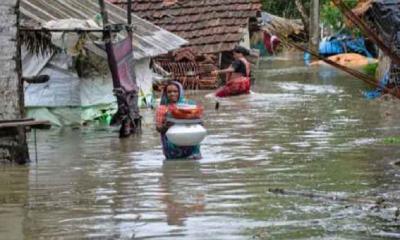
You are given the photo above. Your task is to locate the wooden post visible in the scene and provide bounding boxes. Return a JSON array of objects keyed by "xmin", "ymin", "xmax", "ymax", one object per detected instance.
[
  {"xmin": 127, "ymin": 0, "xmax": 132, "ymax": 26},
  {"xmin": 309, "ymin": 0, "xmax": 320, "ymax": 55},
  {"xmin": 0, "ymin": 0, "xmax": 29, "ymax": 164},
  {"xmin": 98, "ymin": 0, "xmax": 109, "ymax": 26},
  {"xmin": 98, "ymin": 0, "xmax": 141, "ymax": 138}
]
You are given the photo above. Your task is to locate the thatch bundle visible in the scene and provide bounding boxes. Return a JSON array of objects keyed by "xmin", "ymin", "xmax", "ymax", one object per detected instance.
[
  {"xmin": 261, "ymin": 12, "xmax": 304, "ymax": 37},
  {"xmin": 20, "ymin": 29, "xmax": 59, "ymax": 56}
]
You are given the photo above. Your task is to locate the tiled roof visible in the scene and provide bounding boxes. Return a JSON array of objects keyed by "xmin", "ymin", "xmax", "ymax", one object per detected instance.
[
  {"xmin": 20, "ymin": 0, "xmax": 188, "ymax": 60},
  {"xmin": 109, "ymin": 0, "xmax": 262, "ymax": 54}
]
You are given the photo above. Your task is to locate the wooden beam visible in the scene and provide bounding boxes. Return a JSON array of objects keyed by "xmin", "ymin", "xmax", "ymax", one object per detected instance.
[
  {"xmin": 20, "ymin": 27, "xmax": 123, "ymax": 33},
  {"xmin": 0, "ymin": 120, "xmax": 51, "ymax": 130},
  {"xmin": 0, "ymin": 118, "xmax": 34, "ymax": 124}
]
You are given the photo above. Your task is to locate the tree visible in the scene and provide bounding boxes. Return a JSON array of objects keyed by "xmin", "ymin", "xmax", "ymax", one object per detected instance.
[
  {"xmin": 261, "ymin": 0, "xmax": 358, "ymax": 37},
  {"xmin": 321, "ymin": 0, "xmax": 358, "ymax": 33}
]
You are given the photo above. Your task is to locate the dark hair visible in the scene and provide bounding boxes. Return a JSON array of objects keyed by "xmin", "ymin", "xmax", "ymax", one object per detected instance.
[
  {"xmin": 163, "ymin": 80, "xmax": 174, "ymax": 86},
  {"xmin": 162, "ymin": 80, "xmax": 181, "ymax": 95},
  {"xmin": 233, "ymin": 46, "xmax": 250, "ymax": 56}
]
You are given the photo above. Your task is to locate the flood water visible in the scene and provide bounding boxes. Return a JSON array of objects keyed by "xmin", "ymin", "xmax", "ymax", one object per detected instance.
[{"xmin": 1, "ymin": 57, "xmax": 400, "ymax": 239}]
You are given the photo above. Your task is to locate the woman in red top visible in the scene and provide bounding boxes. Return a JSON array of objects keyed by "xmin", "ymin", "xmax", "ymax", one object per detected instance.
[{"xmin": 212, "ymin": 46, "xmax": 251, "ymax": 97}]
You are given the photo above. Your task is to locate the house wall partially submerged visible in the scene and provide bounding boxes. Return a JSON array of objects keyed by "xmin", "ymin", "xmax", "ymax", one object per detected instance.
[
  {"xmin": 24, "ymin": 51, "xmax": 159, "ymax": 126},
  {"xmin": 19, "ymin": 0, "xmax": 186, "ymax": 126}
]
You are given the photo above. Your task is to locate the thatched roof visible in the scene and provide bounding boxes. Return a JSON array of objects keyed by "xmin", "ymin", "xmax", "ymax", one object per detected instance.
[{"xmin": 260, "ymin": 12, "xmax": 304, "ymax": 37}]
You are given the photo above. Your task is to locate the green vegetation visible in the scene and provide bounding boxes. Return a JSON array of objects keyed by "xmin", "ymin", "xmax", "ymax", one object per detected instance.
[
  {"xmin": 321, "ymin": 0, "xmax": 358, "ymax": 32},
  {"xmin": 383, "ymin": 137, "xmax": 400, "ymax": 145},
  {"xmin": 363, "ymin": 63, "xmax": 379, "ymax": 76},
  {"xmin": 261, "ymin": 0, "xmax": 358, "ymax": 33},
  {"xmin": 260, "ymin": 0, "xmax": 311, "ymax": 18}
]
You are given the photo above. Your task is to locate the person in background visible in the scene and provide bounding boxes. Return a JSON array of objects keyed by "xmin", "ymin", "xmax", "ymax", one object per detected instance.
[
  {"xmin": 270, "ymin": 35, "xmax": 281, "ymax": 55},
  {"xmin": 212, "ymin": 46, "xmax": 251, "ymax": 97},
  {"xmin": 264, "ymin": 32, "xmax": 281, "ymax": 55},
  {"xmin": 155, "ymin": 81, "xmax": 202, "ymax": 160}
]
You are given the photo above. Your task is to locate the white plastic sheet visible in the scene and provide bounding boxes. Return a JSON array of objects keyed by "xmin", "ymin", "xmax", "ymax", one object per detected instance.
[{"xmin": 43, "ymin": 18, "xmax": 102, "ymax": 56}]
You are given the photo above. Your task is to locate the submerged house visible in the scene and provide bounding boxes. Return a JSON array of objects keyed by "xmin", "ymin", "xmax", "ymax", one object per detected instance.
[
  {"xmin": 20, "ymin": 0, "xmax": 187, "ymax": 126},
  {"xmin": 109, "ymin": 0, "xmax": 262, "ymax": 89}
]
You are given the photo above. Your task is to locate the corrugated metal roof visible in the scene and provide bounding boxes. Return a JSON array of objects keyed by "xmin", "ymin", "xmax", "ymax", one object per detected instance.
[{"xmin": 20, "ymin": 0, "xmax": 188, "ymax": 60}]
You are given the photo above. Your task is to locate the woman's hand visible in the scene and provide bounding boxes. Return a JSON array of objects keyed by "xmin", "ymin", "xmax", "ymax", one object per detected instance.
[
  {"xmin": 165, "ymin": 121, "xmax": 174, "ymax": 128},
  {"xmin": 211, "ymin": 70, "xmax": 219, "ymax": 76},
  {"xmin": 157, "ymin": 121, "xmax": 174, "ymax": 134}
]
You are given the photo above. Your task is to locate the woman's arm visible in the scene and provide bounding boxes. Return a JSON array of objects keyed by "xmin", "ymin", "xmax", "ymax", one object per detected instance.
[
  {"xmin": 212, "ymin": 66, "xmax": 234, "ymax": 75},
  {"xmin": 155, "ymin": 105, "xmax": 170, "ymax": 133},
  {"xmin": 156, "ymin": 122, "xmax": 173, "ymax": 134},
  {"xmin": 156, "ymin": 125, "xmax": 166, "ymax": 133}
]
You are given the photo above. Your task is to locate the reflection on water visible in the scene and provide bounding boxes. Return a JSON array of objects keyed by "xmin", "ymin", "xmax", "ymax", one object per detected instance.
[
  {"xmin": 160, "ymin": 161, "xmax": 205, "ymax": 226},
  {"xmin": 1, "ymin": 57, "xmax": 400, "ymax": 239}
]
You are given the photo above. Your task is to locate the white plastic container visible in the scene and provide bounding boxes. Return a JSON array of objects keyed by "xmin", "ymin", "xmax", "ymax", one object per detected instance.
[{"xmin": 166, "ymin": 124, "xmax": 207, "ymax": 146}]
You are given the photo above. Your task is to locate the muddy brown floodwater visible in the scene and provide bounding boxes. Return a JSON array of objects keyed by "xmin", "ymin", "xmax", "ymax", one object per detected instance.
[{"xmin": 1, "ymin": 57, "xmax": 400, "ymax": 239}]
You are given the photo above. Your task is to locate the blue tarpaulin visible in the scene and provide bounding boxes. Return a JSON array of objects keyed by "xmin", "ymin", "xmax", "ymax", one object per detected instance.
[
  {"xmin": 319, "ymin": 35, "xmax": 373, "ymax": 58},
  {"xmin": 363, "ymin": 71, "xmax": 390, "ymax": 100},
  {"xmin": 304, "ymin": 35, "xmax": 375, "ymax": 64}
]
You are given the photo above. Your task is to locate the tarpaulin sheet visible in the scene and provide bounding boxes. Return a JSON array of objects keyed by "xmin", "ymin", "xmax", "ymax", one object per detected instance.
[
  {"xmin": 24, "ymin": 52, "xmax": 115, "ymax": 107},
  {"xmin": 27, "ymin": 103, "xmax": 117, "ymax": 127},
  {"xmin": 107, "ymin": 35, "xmax": 137, "ymax": 92}
]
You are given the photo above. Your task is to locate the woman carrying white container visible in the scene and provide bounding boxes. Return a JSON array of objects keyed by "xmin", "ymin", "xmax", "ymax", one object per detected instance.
[{"xmin": 155, "ymin": 81, "xmax": 206, "ymax": 160}]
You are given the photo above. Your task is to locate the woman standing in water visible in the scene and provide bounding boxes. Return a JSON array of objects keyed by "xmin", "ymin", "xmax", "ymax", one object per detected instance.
[
  {"xmin": 212, "ymin": 46, "xmax": 252, "ymax": 97},
  {"xmin": 155, "ymin": 81, "xmax": 202, "ymax": 160}
]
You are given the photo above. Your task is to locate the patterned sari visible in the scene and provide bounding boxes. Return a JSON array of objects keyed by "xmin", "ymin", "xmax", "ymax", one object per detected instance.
[
  {"xmin": 156, "ymin": 81, "xmax": 202, "ymax": 160},
  {"xmin": 215, "ymin": 57, "xmax": 251, "ymax": 98}
]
